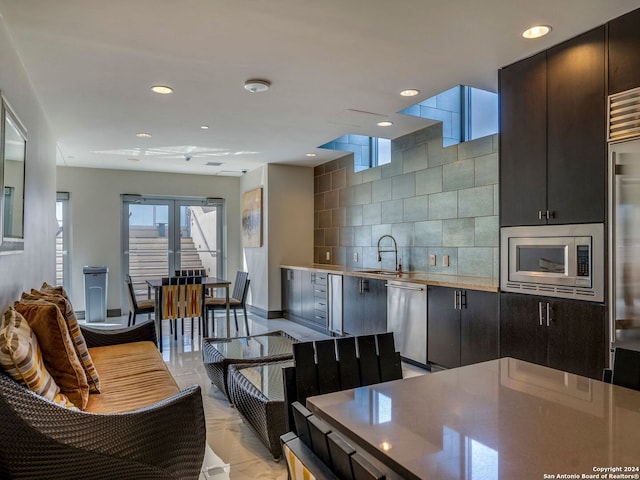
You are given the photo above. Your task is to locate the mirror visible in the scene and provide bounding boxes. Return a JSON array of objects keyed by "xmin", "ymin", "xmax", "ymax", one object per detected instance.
[{"xmin": 0, "ymin": 97, "xmax": 26, "ymax": 252}]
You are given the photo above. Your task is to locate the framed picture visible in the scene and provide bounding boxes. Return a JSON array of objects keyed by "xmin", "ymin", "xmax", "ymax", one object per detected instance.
[{"xmin": 242, "ymin": 187, "xmax": 262, "ymax": 247}]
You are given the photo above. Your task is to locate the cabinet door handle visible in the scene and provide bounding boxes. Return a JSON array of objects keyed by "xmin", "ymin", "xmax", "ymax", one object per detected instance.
[
  {"xmin": 538, "ymin": 302, "xmax": 544, "ymax": 326},
  {"xmin": 454, "ymin": 291, "xmax": 459, "ymax": 310},
  {"xmin": 538, "ymin": 210, "xmax": 544, "ymax": 220},
  {"xmin": 547, "ymin": 210, "xmax": 555, "ymax": 219},
  {"xmin": 546, "ymin": 303, "xmax": 551, "ymax": 327},
  {"xmin": 460, "ymin": 291, "xmax": 467, "ymax": 309}
]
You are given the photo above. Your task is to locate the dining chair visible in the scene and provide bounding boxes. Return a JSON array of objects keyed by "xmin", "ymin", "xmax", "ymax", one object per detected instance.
[
  {"xmin": 604, "ymin": 347, "xmax": 640, "ymax": 391},
  {"xmin": 159, "ymin": 276, "xmax": 204, "ymax": 341},
  {"xmin": 282, "ymin": 333, "xmax": 402, "ymax": 434},
  {"xmin": 283, "ymin": 408, "xmax": 386, "ymax": 480},
  {"xmin": 125, "ymin": 274, "xmax": 154, "ymax": 327},
  {"xmin": 204, "ymin": 271, "xmax": 250, "ymax": 334}
]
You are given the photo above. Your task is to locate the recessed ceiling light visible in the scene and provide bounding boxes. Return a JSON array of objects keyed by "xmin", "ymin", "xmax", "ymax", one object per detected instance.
[
  {"xmin": 151, "ymin": 85, "xmax": 173, "ymax": 94},
  {"xmin": 400, "ymin": 89, "xmax": 420, "ymax": 97},
  {"xmin": 377, "ymin": 121, "xmax": 393, "ymax": 127},
  {"xmin": 306, "ymin": 153, "xmax": 317, "ymax": 157},
  {"xmin": 244, "ymin": 79, "xmax": 271, "ymax": 93},
  {"xmin": 128, "ymin": 158, "xmax": 140, "ymax": 162},
  {"xmin": 136, "ymin": 132, "xmax": 152, "ymax": 138},
  {"xmin": 200, "ymin": 125, "xmax": 209, "ymax": 130},
  {"xmin": 522, "ymin": 25, "xmax": 551, "ymax": 39}
]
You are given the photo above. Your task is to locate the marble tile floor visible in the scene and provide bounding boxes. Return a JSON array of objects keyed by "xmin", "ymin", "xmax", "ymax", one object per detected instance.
[{"xmin": 83, "ymin": 312, "xmax": 427, "ymax": 479}]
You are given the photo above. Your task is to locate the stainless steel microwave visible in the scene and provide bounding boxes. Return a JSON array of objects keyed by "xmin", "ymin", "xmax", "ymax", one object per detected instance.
[{"xmin": 500, "ymin": 224, "xmax": 604, "ymax": 302}]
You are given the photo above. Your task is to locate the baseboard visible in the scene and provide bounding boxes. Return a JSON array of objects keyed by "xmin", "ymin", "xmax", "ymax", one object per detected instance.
[
  {"xmin": 77, "ymin": 308, "xmax": 122, "ymax": 320},
  {"xmin": 247, "ymin": 305, "xmax": 282, "ymax": 319}
]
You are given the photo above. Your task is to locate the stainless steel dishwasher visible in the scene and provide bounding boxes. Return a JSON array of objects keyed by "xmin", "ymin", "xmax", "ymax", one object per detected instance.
[{"xmin": 386, "ymin": 280, "xmax": 427, "ymax": 366}]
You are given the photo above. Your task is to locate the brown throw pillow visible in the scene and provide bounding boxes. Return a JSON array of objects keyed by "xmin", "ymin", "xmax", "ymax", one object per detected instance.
[
  {"xmin": 14, "ymin": 301, "xmax": 89, "ymax": 410},
  {"xmin": 40, "ymin": 282, "xmax": 69, "ymax": 300},
  {"xmin": 26, "ymin": 290, "xmax": 101, "ymax": 393},
  {"xmin": 0, "ymin": 307, "xmax": 76, "ymax": 409}
]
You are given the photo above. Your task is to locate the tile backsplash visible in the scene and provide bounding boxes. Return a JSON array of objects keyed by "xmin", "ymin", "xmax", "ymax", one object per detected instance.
[{"xmin": 314, "ymin": 123, "xmax": 499, "ymax": 279}]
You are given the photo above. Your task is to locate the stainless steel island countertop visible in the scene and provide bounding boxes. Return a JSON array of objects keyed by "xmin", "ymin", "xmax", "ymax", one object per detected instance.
[{"xmin": 307, "ymin": 358, "xmax": 640, "ymax": 480}]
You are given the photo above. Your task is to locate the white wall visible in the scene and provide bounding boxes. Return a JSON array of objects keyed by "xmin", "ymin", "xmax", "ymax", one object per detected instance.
[
  {"xmin": 240, "ymin": 166, "xmax": 268, "ymax": 311},
  {"xmin": 0, "ymin": 15, "xmax": 57, "ymax": 312},
  {"xmin": 240, "ymin": 164, "xmax": 314, "ymax": 315},
  {"xmin": 56, "ymin": 166, "xmax": 242, "ymax": 312},
  {"xmin": 267, "ymin": 164, "xmax": 314, "ymax": 311}
]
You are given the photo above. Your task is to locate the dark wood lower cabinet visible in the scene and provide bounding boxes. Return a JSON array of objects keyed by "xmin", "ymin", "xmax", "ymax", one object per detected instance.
[
  {"xmin": 500, "ymin": 293, "xmax": 606, "ymax": 379},
  {"xmin": 428, "ymin": 286, "xmax": 499, "ymax": 369},
  {"xmin": 281, "ymin": 268, "xmax": 328, "ymax": 332},
  {"xmin": 343, "ymin": 276, "xmax": 387, "ymax": 336}
]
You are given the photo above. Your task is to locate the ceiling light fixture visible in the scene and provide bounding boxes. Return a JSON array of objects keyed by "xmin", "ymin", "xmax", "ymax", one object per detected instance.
[
  {"xmin": 377, "ymin": 121, "xmax": 393, "ymax": 127},
  {"xmin": 136, "ymin": 132, "xmax": 152, "ymax": 138},
  {"xmin": 244, "ymin": 79, "xmax": 271, "ymax": 93},
  {"xmin": 200, "ymin": 125, "xmax": 209, "ymax": 130},
  {"xmin": 151, "ymin": 85, "xmax": 173, "ymax": 94},
  {"xmin": 400, "ymin": 89, "xmax": 420, "ymax": 97},
  {"xmin": 522, "ymin": 25, "xmax": 551, "ymax": 39}
]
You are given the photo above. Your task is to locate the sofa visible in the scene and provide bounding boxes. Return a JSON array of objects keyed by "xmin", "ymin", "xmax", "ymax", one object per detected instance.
[{"xmin": 0, "ymin": 291, "xmax": 207, "ymax": 480}]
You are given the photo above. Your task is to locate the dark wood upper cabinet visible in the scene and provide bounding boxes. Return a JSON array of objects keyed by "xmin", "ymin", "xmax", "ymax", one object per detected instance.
[
  {"xmin": 546, "ymin": 26, "xmax": 606, "ymax": 225},
  {"xmin": 499, "ymin": 26, "xmax": 606, "ymax": 227},
  {"xmin": 499, "ymin": 51, "xmax": 547, "ymax": 227},
  {"xmin": 608, "ymin": 7, "xmax": 640, "ymax": 95}
]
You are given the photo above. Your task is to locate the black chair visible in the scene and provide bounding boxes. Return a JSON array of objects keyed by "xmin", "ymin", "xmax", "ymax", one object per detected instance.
[
  {"xmin": 204, "ymin": 271, "xmax": 250, "ymax": 334},
  {"xmin": 282, "ymin": 408, "xmax": 386, "ymax": 480},
  {"xmin": 124, "ymin": 274, "xmax": 154, "ymax": 327},
  {"xmin": 603, "ymin": 347, "xmax": 640, "ymax": 391},
  {"xmin": 280, "ymin": 432, "xmax": 339, "ymax": 480},
  {"xmin": 282, "ymin": 333, "xmax": 403, "ymax": 433}
]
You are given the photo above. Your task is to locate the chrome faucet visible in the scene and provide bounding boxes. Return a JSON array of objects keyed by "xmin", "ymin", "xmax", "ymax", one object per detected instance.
[{"xmin": 377, "ymin": 235, "xmax": 399, "ymax": 271}]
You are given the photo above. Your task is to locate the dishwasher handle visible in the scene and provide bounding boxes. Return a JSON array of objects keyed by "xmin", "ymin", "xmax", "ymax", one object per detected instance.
[{"xmin": 384, "ymin": 283, "xmax": 425, "ymax": 291}]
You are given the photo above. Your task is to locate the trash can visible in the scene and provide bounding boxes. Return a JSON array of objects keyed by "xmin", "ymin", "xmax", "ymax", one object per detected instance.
[{"xmin": 83, "ymin": 266, "xmax": 108, "ymax": 322}]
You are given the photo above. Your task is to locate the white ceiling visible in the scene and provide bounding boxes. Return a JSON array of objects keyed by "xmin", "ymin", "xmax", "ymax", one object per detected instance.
[{"xmin": 1, "ymin": 0, "xmax": 639, "ymax": 176}]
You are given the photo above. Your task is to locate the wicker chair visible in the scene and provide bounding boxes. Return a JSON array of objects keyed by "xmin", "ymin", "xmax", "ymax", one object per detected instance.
[{"xmin": 0, "ymin": 321, "xmax": 207, "ymax": 480}]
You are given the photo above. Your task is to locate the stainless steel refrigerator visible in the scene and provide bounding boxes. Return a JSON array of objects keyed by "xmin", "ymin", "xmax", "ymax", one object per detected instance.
[{"xmin": 610, "ymin": 138, "xmax": 640, "ymax": 352}]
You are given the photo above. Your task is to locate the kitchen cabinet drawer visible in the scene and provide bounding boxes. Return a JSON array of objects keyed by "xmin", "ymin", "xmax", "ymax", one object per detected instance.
[{"xmin": 281, "ymin": 268, "xmax": 329, "ymax": 332}]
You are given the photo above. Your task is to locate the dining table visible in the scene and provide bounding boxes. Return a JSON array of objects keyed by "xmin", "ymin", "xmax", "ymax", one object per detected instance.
[
  {"xmin": 306, "ymin": 357, "xmax": 640, "ymax": 480},
  {"xmin": 146, "ymin": 276, "xmax": 232, "ymax": 344}
]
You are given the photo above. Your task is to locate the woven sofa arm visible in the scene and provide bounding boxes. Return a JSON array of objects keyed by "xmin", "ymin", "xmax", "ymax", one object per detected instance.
[
  {"xmin": 0, "ymin": 373, "xmax": 206, "ymax": 480},
  {"xmin": 80, "ymin": 320, "xmax": 157, "ymax": 348}
]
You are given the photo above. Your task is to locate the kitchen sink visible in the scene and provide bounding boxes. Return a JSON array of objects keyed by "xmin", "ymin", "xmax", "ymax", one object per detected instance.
[{"xmin": 354, "ymin": 269, "xmax": 407, "ymax": 276}]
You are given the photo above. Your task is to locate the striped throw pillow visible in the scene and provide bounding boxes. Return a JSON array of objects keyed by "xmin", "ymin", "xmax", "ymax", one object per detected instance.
[
  {"xmin": 26, "ymin": 291, "xmax": 101, "ymax": 393},
  {"xmin": 0, "ymin": 307, "xmax": 76, "ymax": 409},
  {"xmin": 40, "ymin": 282, "xmax": 70, "ymax": 300}
]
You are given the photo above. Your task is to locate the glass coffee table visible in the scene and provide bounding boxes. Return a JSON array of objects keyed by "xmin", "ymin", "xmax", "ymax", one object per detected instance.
[
  {"xmin": 202, "ymin": 331, "xmax": 297, "ymax": 401},
  {"xmin": 227, "ymin": 359, "xmax": 294, "ymax": 459}
]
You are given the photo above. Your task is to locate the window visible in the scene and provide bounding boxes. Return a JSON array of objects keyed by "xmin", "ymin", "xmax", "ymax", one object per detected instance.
[
  {"xmin": 319, "ymin": 134, "xmax": 391, "ymax": 172},
  {"xmin": 56, "ymin": 192, "xmax": 71, "ymax": 288}
]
